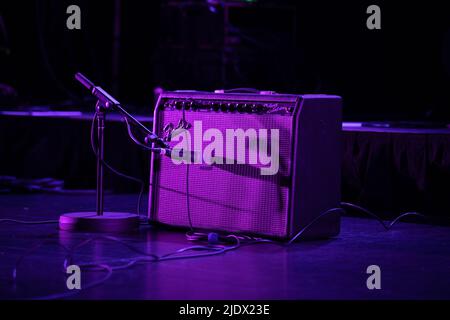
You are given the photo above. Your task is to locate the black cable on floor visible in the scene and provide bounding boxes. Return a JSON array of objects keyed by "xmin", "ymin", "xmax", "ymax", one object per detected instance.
[{"xmin": 340, "ymin": 202, "xmax": 427, "ymax": 230}]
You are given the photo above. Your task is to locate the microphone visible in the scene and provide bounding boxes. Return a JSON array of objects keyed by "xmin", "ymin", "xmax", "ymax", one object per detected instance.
[
  {"xmin": 75, "ymin": 72, "xmax": 168, "ymax": 149},
  {"xmin": 75, "ymin": 73, "xmax": 94, "ymax": 92},
  {"xmin": 75, "ymin": 73, "xmax": 120, "ymax": 107}
]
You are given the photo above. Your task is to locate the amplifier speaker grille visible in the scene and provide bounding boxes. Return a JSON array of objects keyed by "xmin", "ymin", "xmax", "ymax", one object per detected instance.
[{"xmin": 154, "ymin": 112, "xmax": 292, "ymax": 237}]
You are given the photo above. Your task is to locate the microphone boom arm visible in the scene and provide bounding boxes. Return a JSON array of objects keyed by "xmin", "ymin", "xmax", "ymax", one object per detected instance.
[{"xmin": 75, "ymin": 72, "xmax": 168, "ymax": 149}]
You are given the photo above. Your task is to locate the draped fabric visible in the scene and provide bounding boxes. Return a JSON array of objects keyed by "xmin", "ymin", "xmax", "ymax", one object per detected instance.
[{"xmin": 342, "ymin": 129, "xmax": 450, "ymax": 218}]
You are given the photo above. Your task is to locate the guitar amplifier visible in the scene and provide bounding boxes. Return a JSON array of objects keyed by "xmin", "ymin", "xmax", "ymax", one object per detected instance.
[{"xmin": 149, "ymin": 92, "xmax": 342, "ymax": 240}]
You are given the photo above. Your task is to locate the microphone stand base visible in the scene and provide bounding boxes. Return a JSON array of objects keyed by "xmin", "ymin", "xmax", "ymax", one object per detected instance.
[{"xmin": 59, "ymin": 212, "xmax": 140, "ymax": 233}]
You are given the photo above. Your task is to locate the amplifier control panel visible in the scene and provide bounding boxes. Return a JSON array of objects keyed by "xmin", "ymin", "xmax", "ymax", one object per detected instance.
[{"xmin": 161, "ymin": 99, "xmax": 295, "ymax": 115}]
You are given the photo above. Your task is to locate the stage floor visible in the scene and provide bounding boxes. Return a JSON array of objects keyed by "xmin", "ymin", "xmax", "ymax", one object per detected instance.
[{"xmin": 1, "ymin": 194, "xmax": 450, "ymax": 300}]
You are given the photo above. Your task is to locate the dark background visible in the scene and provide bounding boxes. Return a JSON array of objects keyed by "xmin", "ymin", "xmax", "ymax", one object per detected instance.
[{"xmin": 1, "ymin": 0, "xmax": 450, "ymax": 120}]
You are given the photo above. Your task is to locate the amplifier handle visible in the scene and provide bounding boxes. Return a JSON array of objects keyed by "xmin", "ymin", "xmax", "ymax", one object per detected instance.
[{"xmin": 214, "ymin": 88, "xmax": 277, "ymax": 95}]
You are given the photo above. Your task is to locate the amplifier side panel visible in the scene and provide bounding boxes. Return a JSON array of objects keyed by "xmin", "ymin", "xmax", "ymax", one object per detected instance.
[{"xmin": 289, "ymin": 95, "xmax": 342, "ymax": 239}]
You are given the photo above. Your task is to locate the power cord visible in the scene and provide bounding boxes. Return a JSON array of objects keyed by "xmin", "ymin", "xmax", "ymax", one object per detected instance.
[
  {"xmin": 287, "ymin": 208, "xmax": 344, "ymax": 245},
  {"xmin": 340, "ymin": 202, "xmax": 426, "ymax": 230},
  {"xmin": 12, "ymin": 234, "xmax": 239, "ymax": 300},
  {"xmin": 182, "ymin": 203, "xmax": 428, "ymax": 247},
  {"xmin": 180, "ymin": 103, "xmax": 194, "ymax": 231},
  {"xmin": 0, "ymin": 219, "xmax": 58, "ymax": 225}
]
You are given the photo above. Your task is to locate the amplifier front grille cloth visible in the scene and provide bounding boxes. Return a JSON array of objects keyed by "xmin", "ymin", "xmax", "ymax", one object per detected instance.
[{"xmin": 153, "ymin": 111, "xmax": 293, "ymax": 238}]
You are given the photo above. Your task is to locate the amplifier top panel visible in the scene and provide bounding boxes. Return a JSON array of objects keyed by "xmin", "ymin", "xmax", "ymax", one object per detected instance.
[{"xmin": 157, "ymin": 91, "xmax": 340, "ymax": 115}]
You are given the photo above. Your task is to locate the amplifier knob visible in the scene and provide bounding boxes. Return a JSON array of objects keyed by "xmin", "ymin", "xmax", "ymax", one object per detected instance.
[
  {"xmin": 255, "ymin": 104, "xmax": 265, "ymax": 112},
  {"xmin": 183, "ymin": 101, "xmax": 192, "ymax": 110},
  {"xmin": 175, "ymin": 101, "xmax": 182, "ymax": 110},
  {"xmin": 243, "ymin": 104, "xmax": 252, "ymax": 113},
  {"xmin": 220, "ymin": 103, "xmax": 228, "ymax": 112},
  {"xmin": 212, "ymin": 103, "xmax": 220, "ymax": 111}
]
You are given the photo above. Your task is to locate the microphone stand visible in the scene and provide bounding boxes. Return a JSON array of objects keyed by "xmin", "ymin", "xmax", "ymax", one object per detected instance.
[
  {"xmin": 95, "ymin": 101, "xmax": 106, "ymax": 217},
  {"xmin": 59, "ymin": 73, "xmax": 167, "ymax": 233}
]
